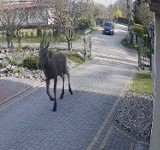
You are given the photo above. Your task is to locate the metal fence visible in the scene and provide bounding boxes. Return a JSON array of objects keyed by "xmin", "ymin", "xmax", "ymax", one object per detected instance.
[{"xmin": 131, "ymin": 32, "xmax": 154, "ymax": 70}]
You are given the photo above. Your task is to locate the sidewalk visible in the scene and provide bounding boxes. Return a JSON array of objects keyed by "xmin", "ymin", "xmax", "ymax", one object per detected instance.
[
  {"xmin": 0, "ymin": 62, "xmax": 149, "ymax": 150},
  {"xmin": 0, "ymin": 30, "xmax": 150, "ymax": 150}
]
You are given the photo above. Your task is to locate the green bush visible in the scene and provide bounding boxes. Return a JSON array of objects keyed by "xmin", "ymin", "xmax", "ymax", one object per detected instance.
[
  {"xmin": 25, "ymin": 32, "xmax": 29, "ymax": 37},
  {"xmin": 16, "ymin": 47, "xmax": 22, "ymax": 52},
  {"xmin": 66, "ymin": 53, "xmax": 84, "ymax": 65},
  {"xmin": 0, "ymin": 62, "xmax": 4, "ymax": 69},
  {"xmin": 43, "ymin": 30, "xmax": 47, "ymax": 36},
  {"xmin": 48, "ymin": 31, "xmax": 52, "ymax": 37},
  {"xmin": 77, "ymin": 19, "xmax": 91, "ymax": 30},
  {"xmin": 58, "ymin": 35, "xmax": 66, "ymax": 42},
  {"xmin": 2, "ymin": 33, "xmax": 5, "ymax": 38},
  {"xmin": 22, "ymin": 46, "xmax": 31, "ymax": 50},
  {"xmin": 139, "ymin": 46, "xmax": 150, "ymax": 58},
  {"xmin": 30, "ymin": 31, "xmax": 34, "ymax": 37},
  {"xmin": 10, "ymin": 58, "xmax": 19, "ymax": 66},
  {"xmin": 37, "ymin": 29, "xmax": 42, "ymax": 37},
  {"xmin": 131, "ymin": 24, "xmax": 145, "ymax": 37},
  {"xmin": 72, "ymin": 34, "xmax": 80, "ymax": 41},
  {"xmin": 23, "ymin": 55, "xmax": 40, "ymax": 70},
  {"xmin": 21, "ymin": 32, "xmax": 24, "ymax": 37}
]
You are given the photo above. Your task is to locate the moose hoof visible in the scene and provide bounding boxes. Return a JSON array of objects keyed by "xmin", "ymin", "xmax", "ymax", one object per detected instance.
[
  {"xmin": 52, "ymin": 106, "xmax": 57, "ymax": 112},
  {"xmin": 52, "ymin": 108, "xmax": 57, "ymax": 112},
  {"xmin": 69, "ymin": 89, "xmax": 73, "ymax": 95},
  {"xmin": 60, "ymin": 95, "xmax": 64, "ymax": 99},
  {"xmin": 50, "ymin": 98, "xmax": 55, "ymax": 101}
]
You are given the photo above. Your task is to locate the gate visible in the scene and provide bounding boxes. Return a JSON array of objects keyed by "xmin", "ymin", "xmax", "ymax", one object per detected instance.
[
  {"xmin": 137, "ymin": 36, "xmax": 151, "ymax": 69},
  {"xmin": 84, "ymin": 29, "xmax": 91, "ymax": 61}
]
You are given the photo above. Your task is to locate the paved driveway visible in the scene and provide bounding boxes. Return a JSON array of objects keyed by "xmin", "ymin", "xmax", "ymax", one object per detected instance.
[{"xmin": 0, "ymin": 29, "xmax": 139, "ymax": 150}]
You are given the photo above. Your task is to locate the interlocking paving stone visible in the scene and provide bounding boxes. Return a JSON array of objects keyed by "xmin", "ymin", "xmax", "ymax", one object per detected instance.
[
  {"xmin": 0, "ymin": 79, "xmax": 32, "ymax": 105},
  {"xmin": 0, "ymin": 30, "xmax": 141, "ymax": 150},
  {"xmin": 0, "ymin": 57, "xmax": 134, "ymax": 150}
]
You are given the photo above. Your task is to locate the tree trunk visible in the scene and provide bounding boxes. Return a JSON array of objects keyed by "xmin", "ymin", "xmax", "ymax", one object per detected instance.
[
  {"xmin": 37, "ymin": 29, "xmax": 42, "ymax": 37},
  {"xmin": 6, "ymin": 31, "xmax": 11, "ymax": 48},
  {"xmin": 67, "ymin": 39, "xmax": 72, "ymax": 51},
  {"xmin": 17, "ymin": 30, "xmax": 21, "ymax": 48}
]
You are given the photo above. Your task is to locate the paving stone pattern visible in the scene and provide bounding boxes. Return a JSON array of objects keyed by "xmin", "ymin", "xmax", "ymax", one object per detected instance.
[
  {"xmin": 0, "ymin": 30, "xmax": 145, "ymax": 150},
  {"xmin": 0, "ymin": 55, "xmax": 137, "ymax": 150},
  {"xmin": 0, "ymin": 79, "xmax": 32, "ymax": 105}
]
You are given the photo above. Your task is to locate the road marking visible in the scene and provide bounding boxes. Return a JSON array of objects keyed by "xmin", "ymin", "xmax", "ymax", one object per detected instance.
[{"xmin": 86, "ymin": 71, "xmax": 134, "ymax": 150}]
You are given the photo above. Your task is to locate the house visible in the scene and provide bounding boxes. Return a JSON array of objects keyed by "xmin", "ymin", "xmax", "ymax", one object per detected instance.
[
  {"xmin": 0, "ymin": 1, "xmax": 54, "ymax": 30},
  {"xmin": 149, "ymin": 1, "xmax": 160, "ymax": 150}
]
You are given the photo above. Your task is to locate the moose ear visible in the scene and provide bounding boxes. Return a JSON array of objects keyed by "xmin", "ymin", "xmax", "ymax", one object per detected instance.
[{"xmin": 46, "ymin": 42, "xmax": 50, "ymax": 49}]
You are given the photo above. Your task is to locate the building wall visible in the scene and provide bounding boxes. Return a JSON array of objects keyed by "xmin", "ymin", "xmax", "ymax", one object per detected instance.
[
  {"xmin": 0, "ymin": 2, "xmax": 53, "ymax": 29},
  {"xmin": 149, "ymin": 13, "xmax": 160, "ymax": 150}
]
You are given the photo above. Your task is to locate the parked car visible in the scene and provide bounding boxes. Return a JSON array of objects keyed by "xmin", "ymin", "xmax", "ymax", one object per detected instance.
[{"xmin": 102, "ymin": 22, "xmax": 115, "ymax": 35}]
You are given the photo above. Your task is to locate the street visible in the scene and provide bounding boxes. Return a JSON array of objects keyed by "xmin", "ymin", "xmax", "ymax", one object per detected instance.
[{"xmin": 0, "ymin": 28, "xmax": 141, "ymax": 150}]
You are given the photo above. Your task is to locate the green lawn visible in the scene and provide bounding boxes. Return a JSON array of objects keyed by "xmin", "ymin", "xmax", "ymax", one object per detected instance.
[
  {"xmin": 66, "ymin": 52, "xmax": 84, "ymax": 65},
  {"xmin": 130, "ymin": 72, "xmax": 154, "ymax": 95}
]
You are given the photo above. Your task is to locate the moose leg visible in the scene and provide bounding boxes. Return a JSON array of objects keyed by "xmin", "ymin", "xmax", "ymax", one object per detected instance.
[
  {"xmin": 52, "ymin": 77, "xmax": 57, "ymax": 112},
  {"xmin": 46, "ymin": 79, "xmax": 54, "ymax": 101},
  {"xmin": 66, "ymin": 71, "xmax": 73, "ymax": 95},
  {"xmin": 60, "ymin": 74, "xmax": 65, "ymax": 99}
]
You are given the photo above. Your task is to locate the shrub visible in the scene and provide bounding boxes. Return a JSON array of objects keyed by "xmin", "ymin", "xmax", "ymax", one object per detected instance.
[
  {"xmin": 139, "ymin": 46, "xmax": 150, "ymax": 58},
  {"xmin": 2, "ymin": 33, "xmax": 5, "ymax": 38},
  {"xmin": 21, "ymin": 32, "xmax": 24, "ymax": 37},
  {"xmin": 10, "ymin": 58, "xmax": 19, "ymax": 66},
  {"xmin": 25, "ymin": 32, "xmax": 29, "ymax": 37},
  {"xmin": 72, "ymin": 34, "xmax": 80, "ymax": 41},
  {"xmin": 22, "ymin": 46, "xmax": 31, "ymax": 50},
  {"xmin": 66, "ymin": 52, "xmax": 84, "ymax": 65},
  {"xmin": 48, "ymin": 31, "xmax": 52, "ymax": 37},
  {"xmin": 58, "ymin": 35, "xmax": 66, "ymax": 42},
  {"xmin": 23, "ymin": 55, "xmax": 40, "ymax": 70},
  {"xmin": 0, "ymin": 62, "xmax": 4, "ymax": 69},
  {"xmin": 16, "ymin": 47, "xmax": 22, "ymax": 52},
  {"xmin": 43, "ymin": 30, "xmax": 47, "ymax": 36},
  {"xmin": 77, "ymin": 19, "xmax": 91, "ymax": 30},
  {"xmin": 131, "ymin": 24, "xmax": 145, "ymax": 37},
  {"xmin": 30, "ymin": 31, "xmax": 34, "ymax": 37},
  {"xmin": 37, "ymin": 29, "xmax": 42, "ymax": 37}
]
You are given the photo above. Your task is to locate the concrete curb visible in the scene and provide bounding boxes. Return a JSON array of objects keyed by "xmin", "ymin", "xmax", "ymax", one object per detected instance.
[{"xmin": 87, "ymin": 70, "xmax": 135, "ymax": 150}]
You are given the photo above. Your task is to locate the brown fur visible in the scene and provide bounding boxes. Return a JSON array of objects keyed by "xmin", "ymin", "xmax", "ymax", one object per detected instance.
[{"xmin": 39, "ymin": 42, "xmax": 73, "ymax": 112}]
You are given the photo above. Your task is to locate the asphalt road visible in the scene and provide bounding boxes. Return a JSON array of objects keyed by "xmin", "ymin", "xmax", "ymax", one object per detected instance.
[{"xmin": 0, "ymin": 29, "xmax": 138, "ymax": 150}]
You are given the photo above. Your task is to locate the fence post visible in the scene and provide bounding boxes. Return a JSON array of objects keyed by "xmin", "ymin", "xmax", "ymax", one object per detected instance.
[{"xmin": 84, "ymin": 29, "xmax": 91, "ymax": 61}]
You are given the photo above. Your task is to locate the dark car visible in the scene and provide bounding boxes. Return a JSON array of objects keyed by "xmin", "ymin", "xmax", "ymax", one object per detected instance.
[{"xmin": 102, "ymin": 22, "xmax": 114, "ymax": 35}]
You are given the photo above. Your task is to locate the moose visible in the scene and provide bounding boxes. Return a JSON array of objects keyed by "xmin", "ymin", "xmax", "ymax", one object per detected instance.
[{"xmin": 39, "ymin": 41, "xmax": 73, "ymax": 112}]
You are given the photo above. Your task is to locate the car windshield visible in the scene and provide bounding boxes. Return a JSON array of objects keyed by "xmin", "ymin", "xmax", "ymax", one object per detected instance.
[{"xmin": 104, "ymin": 22, "xmax": 113, "ymax": 27}]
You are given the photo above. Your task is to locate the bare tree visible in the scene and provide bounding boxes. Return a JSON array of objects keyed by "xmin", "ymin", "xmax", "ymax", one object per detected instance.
[
  {"xmin": 0, "ymin": 0, "xmax": 51, "ymax": 48},
  {"xmin": 105, "ymin": 4, "xmax": 116, "ymax": 21},
  {"xmin": 114, "ymin": 0, "xmax": 128, "ymax": 18},
  {"xmin": 35, "ymin": 0, "xmax": 94, "ymax": 51},
  {"xmin": 0, "ymin": 1, "xmax": 27, "ymax": 47},
  {"xmin": 133, "ymin": 0, "xmax": 153, "ymax": 29},
  {"xmin": 93, "ymin": 3, "xmax": 106, "ymax": 19},
  {"xmin": 52, "ymin": 0, "xmax": 94, "ymax": 51}
]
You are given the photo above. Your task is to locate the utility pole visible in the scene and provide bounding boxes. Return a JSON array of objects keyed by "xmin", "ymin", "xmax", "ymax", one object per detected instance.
[{"xmin": 127, "ymin": 0, "xmax": 131, "ymax": 43}]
